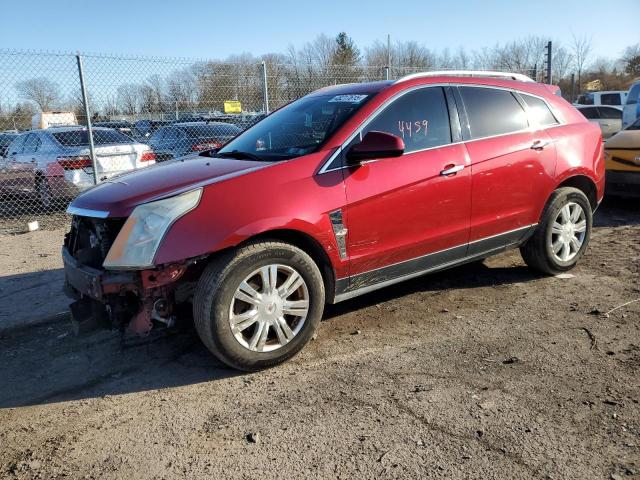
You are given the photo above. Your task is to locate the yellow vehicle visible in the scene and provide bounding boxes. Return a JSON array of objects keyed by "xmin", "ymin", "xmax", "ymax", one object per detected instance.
[{"xmin": 604, "ymin": 117, "xmax": 640, "ymax": 197}]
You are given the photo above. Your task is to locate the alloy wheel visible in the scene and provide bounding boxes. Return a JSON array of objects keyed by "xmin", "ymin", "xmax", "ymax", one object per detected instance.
[
  {"xmin": 550, "ymin": 202, "xmax": 587, "ymax": 262},
  {"xmin": 229, "ymin": 264, "xmax": 309, "ymax": 352}
]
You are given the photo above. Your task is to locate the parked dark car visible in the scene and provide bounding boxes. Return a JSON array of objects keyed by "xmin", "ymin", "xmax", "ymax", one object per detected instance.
[
  {"xmin": 132, "ymin": 120, "xmax": 172, "ymax": 140},
  {"xmin": 147, "ymin": 122, "xmax": 241, "ymax": 160}
]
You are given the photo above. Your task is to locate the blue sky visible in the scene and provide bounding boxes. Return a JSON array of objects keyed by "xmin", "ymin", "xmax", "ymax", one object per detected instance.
[{"xmin": 0, "ymin": 0, "xmax": 636, "ymax": 60}]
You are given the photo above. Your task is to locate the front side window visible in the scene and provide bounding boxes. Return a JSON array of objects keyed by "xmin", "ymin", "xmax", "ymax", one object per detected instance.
[
  {"xmin": 600, "ymin": 93, "xmax": 621, "ymax": 106},
  {"xmin": 217, "ymin": 93, "xmax": 374, "ymax": 161},
  {"xmin": 579, "ymin": 107, "xmax": 598, "ymax": 120},
  {"xmin": 361, "ymin": 87, "xmax": 452, "ymax": 153},
  {"xmin": 7, "ymin": 134, "xmax": 27, "ymax": 154},
  {"xmin": 598, "ymin": 107, "xmax": 622, "ymax": 120},
  {"xmin": 521, "ymin": 94, "xmax": 558, "ymax": 127},
  {"xmin": 459, "ymin": 86, "xmax": 528, "ymax": 139},
  {"xmin": 576, "ymin": 93, "xmax": 594, "ymax": 105}
]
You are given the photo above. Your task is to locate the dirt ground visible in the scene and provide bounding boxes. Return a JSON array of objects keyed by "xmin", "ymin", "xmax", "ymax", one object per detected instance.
[{"xmin": 0, "ymin": 198, "xmax": 639, "ymax": 479}]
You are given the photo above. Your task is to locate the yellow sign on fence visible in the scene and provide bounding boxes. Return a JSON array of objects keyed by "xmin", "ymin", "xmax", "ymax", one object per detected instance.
[{"xmin": 224, "ymin": 100, "xmax": 242, "ymax": 114}]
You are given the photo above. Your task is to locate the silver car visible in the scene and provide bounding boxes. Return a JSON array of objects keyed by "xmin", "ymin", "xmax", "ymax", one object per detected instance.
[
  {"xmin": 1, "ymin": 126, "xmax": 155, "ymax": 207},
  {"xmin": 575, "ymin": 105, "xmax": 623, "ymax": 139}
]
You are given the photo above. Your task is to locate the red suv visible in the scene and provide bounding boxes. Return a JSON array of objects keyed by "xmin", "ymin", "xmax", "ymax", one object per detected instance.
[{"xmin": 63, "ymin": 71, "xmax": 604, "ymax": 371}]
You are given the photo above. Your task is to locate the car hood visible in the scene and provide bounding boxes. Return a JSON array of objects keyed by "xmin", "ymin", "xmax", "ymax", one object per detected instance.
[
  {"xmin": 69, "ymin": 154, "xmax": 266, "ymax": 217},
  {"xmin": 605, "ymin": 129, "xmax": 640, "ymax": 150}
]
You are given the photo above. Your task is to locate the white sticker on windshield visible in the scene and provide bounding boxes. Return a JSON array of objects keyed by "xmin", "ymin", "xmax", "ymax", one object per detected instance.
[{"xmin": 328, "ymin": 94, "xmax": 368, "ymax": 103}]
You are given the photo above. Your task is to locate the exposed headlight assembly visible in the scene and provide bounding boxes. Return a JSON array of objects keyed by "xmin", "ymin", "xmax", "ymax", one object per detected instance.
[{"xmin": 103, "ymin": 188, "xmax": 202, "ymax": 269}]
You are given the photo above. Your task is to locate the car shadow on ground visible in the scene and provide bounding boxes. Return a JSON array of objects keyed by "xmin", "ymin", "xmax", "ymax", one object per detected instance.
[
  {"xmin": 0, "ymin": 259, "xmax": 538, "ymax": 409},
  {"xmin": 594, "ymin": 196, "xmax": 640, "ymax": 227}
]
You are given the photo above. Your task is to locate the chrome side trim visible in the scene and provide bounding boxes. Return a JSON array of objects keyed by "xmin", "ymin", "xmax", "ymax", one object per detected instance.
[
  {"xmin": 328, "ymin": 209, "xmax": 348, "ymax": 259},
  {"xmin": 332, "ymin": 224, "xmax": 537, "ymax": 303},
  {"xmin": 333, "ymin": 245, "xmax": 505, "ymax": 303},
  {"xmin": 66, "ymin": 206, "xmax": 110, "ymax": 218}
]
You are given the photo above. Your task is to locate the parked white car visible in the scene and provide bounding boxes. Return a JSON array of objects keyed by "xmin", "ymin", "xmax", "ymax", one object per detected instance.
[
  {"xmin": 622, "ymin": 80, "xmax": 640, "ymax": 129},
  {"xmin": 575, "ymin": 90, "xmax": 628, "ymax": 107},
  {"xmin": 575, "ymin": 105, "xmax": 623, "ymax": 139},
  {"xmin": 1, "ymin": 127, "xmax": 155, "ymax": 207}
]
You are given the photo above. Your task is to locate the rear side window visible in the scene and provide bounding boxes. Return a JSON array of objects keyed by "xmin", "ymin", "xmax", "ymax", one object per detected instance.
[
  {"xmin": 459, "ymin": 87, "xmax": 528, "ymax": 139},
  {"xmin": 363, "ymin": 86, "xmax": 452, "ymax": 153},
  {"xmin": 23, "ymin": 134, "xmax": 41, "ymax": 154},
  {"xmin": 521, "ymin": 94, "xmax": 558, "ymax": 127},
  {"xmin": 600, "ymin": 93, "xmax": 621, "ymax": 106},
  {"xmin": 579, "ymin": 107, "xmax": 599, "ymax": 119},
  {"xmin": 598, "ymin": 107, "xmax": 622, "ymax": 120},
  {"xmin": 626, "ymin": 84, "xmax": 640, "ymax": 105}
]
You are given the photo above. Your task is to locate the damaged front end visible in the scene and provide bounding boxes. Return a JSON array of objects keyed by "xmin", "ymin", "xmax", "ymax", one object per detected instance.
[{"xmin": 63, "ymin": 215, "xmax": 200, "ymax": 336}]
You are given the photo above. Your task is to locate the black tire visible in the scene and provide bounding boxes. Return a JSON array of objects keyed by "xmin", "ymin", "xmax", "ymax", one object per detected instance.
[
  {"xmin": 193, "ymin": 240, "xmax": 325, "ymax": 371},
  {"xmin": 520, "ymin": 187, "xmax": 593, "ymax": 275},
  {"xmin": 35, "ymin": 176, "xmax": 53, "ymax": 210}
]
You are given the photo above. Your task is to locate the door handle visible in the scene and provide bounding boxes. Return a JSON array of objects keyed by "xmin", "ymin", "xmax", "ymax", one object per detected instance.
[
  {"xmin": 440, "ymin": 164, "xmax": 464, "ymax": 176},
  {"xmin": 531, "ymin": 139, "xmax": 552, "ymax": 151}
]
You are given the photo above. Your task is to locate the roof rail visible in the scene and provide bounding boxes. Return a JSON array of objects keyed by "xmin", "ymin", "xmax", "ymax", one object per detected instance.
[{"xmin": 395, "ymin": 70, "xmax": 535, "ymax": 83}]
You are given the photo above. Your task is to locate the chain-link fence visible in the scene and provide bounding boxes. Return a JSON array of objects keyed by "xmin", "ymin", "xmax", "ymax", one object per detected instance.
[{"xmin": 0, "ymin": 49, "xmax": 536, "ymax": 233}]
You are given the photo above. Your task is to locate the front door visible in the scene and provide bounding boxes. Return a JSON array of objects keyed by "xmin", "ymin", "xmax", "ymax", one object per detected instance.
[{"xmin": 342, "ymin": 86, "xmax": 472, "ymax": 287}]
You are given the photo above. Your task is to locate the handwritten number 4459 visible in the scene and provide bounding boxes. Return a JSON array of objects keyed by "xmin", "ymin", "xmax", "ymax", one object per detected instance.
[{"xmin": 398, "ymin": 120, "xmax": 428, "ymax": 138}]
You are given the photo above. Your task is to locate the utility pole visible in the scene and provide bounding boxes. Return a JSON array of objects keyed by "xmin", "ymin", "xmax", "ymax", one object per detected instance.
[
  {"xmin": 545, "ymin": 41, "xmax": 553, "ymax": 84},
  {"xmin": 387, "ymin": 34, "xmax": 391, "ymax": 78}
]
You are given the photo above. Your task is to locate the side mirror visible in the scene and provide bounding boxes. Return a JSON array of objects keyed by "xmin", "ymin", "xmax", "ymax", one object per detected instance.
[{"xmin": 346, "ymin": 131, "xmax": 404, "ymax": 164}]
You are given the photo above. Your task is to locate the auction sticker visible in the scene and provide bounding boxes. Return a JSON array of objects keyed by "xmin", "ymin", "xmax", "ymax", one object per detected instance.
[{"xmin": 329, "ymin": 94, "xmax": 368, "ymax": 103}]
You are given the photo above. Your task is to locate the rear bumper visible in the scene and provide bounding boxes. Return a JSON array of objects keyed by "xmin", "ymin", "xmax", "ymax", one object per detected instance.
[{"xmin": 606, "ymin": 170, "xmax": 640, "ymax": 197}]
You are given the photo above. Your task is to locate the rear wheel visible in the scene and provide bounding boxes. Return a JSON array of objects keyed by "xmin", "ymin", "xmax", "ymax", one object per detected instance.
[
  {"xmin": 193, "ymin": 240, "xmax": 325, "ymax": 371},
  {"xmin": 520, "ymin": 187, "xmax": 592, "ymax": 275}
]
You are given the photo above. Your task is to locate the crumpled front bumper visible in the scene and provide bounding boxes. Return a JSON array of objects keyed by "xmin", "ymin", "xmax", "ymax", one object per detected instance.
[
  {"xmin": 62, "ymin": 246, "xmax": 137, "ymax": 300},
  {"xmin": 62, "ymin": 246, "xmax": 191, "ymax": 335}
]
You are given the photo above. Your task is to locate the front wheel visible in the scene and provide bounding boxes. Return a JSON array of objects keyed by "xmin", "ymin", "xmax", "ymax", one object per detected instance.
[
  {"xmin": 520, "ymin": 187, "xmax": 593, "ymax": 275},
  {"xmin": 35, "ymin": 176, "xmax": 53, "ymax": 210},
  {"xmin": 193, "ymin": 240, "xmax": 325, "ymax": 371}
]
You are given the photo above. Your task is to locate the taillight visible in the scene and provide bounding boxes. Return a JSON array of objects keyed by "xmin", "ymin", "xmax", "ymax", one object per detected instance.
[
  {"xmin": 57, "ymin": 155, "xmax": 92, "ymax": 170},
  {"xmin": 191, "ymin": 141, "xmax": 221, "ymax": 151},
  {"xmin": 140, "ymin": 151, "xmax": 157, "ymax": 162}
]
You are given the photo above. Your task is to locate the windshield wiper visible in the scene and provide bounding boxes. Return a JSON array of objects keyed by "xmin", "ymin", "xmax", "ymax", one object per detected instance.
[{"xmin": 215, "ymin": 150, "xmax": 266, "ymax": 162}]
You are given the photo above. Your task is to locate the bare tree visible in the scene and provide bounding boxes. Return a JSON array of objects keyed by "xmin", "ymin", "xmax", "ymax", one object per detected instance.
[
  {"xmin": 552, "ymin": 46, "xmax": 573, "ymax": 80},
  {"xmin": 571, "ymin": 34, "xmax": 593, "ymax": 93},
  {"xmin": 117, "ymin": 84, "xmax": 140, "ymax": 115},
  {"xmin": 15, "ymin": 77, "xmax": 60, "ymax": 111}
]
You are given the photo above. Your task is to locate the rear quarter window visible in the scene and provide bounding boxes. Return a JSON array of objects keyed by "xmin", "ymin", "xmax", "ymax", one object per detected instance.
[
  {"xmin": 521, "ymin": 94, "xmax": 558, "ymax": 127},
  {"xmin": 459, "ymin": 86, "xmax": 528, "ymax": 139},
  {"xmin": 598, "ymin": 107, "xmax": 622, "ymax": 120}
]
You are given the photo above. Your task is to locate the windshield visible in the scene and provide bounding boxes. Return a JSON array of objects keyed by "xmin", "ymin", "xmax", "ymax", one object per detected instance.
[
  {"xmin": 217, "ymin": 93, "xmax": 372, "ymax": 161},
  {"xmin": 627, "ymin": 117, "xmax": 640, "ymax": 130}
]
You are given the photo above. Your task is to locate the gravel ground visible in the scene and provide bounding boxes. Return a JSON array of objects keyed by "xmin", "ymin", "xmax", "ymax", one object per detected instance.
[{"xmin": 0, "ymin": 198, "xmax": 639, "ymax": 479}]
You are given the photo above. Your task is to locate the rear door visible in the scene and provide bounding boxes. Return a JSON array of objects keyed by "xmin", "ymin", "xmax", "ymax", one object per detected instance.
[
  {"xmin": 343, "ymin": 86, "xmax": 471, "ymax": 284},
  {"xmin": 456, "ymin": 86, "xmax": 556, "ymax": 251}
]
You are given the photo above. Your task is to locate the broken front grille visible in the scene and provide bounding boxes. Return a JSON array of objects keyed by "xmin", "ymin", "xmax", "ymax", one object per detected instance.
[{"xmin": 64, "ymin": 216, "xmax": 126, "ymax": 269}]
